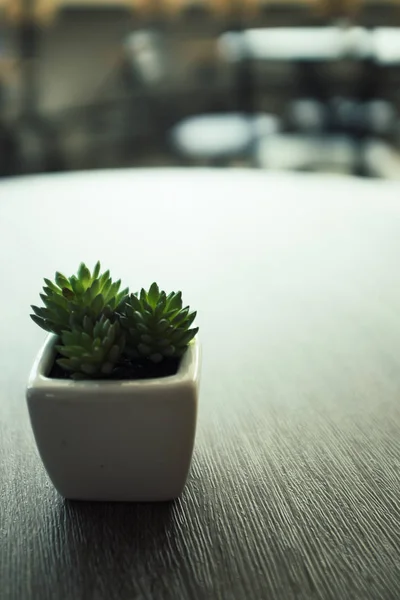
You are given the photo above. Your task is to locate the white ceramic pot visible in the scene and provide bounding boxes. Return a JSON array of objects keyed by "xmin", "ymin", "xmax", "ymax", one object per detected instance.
[{"xmin": 26, "ymin": 335, "xmax": 201, "ymax": 502}]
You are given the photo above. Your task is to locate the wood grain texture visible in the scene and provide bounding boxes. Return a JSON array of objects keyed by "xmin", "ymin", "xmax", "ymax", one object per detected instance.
[{"xmin": 1, "ymin": 169, "xmax": 400, "ymax": 600}]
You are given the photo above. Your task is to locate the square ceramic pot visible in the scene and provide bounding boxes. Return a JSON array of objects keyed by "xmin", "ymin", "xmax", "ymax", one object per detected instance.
[{"xmin": 26, "ymin": 335, "xmax": 200, "ymax": 502}]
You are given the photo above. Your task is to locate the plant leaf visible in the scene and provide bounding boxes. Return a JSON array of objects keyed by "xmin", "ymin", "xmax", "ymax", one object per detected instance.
[
  {"xmin": 148, "ymin": 282, "xmax": 160, "ymax": 307},
  {"xmin": 92, "ymin": 261, "xmax": 101, "ymax": 280},
  {"xmin": 89, "ymin": 280, "xmax": 100, "ymax": 301},
  {"xmin": 167, "ymin": 292, "xmax": 182, "ymax": 311},
  {"xmin": 171, "ymin": 307, "xmax": 190, "ymax": 326},
  {"xmin": 99, "ymin": 270, "xmax": 110, "ymax": 288},
  {"xmin": 81, "ymin": 363, "xmax": 98, "ymax": 375},
  {"xmin": 59, "ymin": 345, "xmax": 86, "ymax": 359},
  {"xmin": 185, "ymin": 311, "xmax": 197, "ymax": 329},
  {"xmin": 31, "ymin": 305, "xmax": 45, "ymax": 318},
  {"xmin": 78, "ymin": 263, "xmax": 91, "ymax": 286},
  {"xmin": 62, "ymin": 287, "xmax": 74, "ymax": 300},
  {"xmin": 44, "ymin": 278, "xmax": 60, "ymax": 293},
  {"xmin": 56, "ymin": 358, "xmax": 75, "ymax": 372},
  {"xmin": 55, "ymin": 272, "xmax": 71, "ymax": 290},
  {"xmin": 30, "ymin": 314, "xmax": 50, "ymax": 331},
  {"xmin": 70, "ymin": 276, "xmax": 84, "ymax": 295},
  {"xmin": 92, "ymin": 294, "xmax": 104, "ymax": 315},
  {"xmin": 129, "ymin": 294, "xmax": 141, "ymax": 312}
]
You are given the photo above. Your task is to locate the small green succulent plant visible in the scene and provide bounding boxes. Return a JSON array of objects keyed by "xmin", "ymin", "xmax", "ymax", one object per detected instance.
[
  {"xmin": 31, "ymin": 261, "xmax": 128, "ymax": 335},
  {"xmin": 31, "ymin": 264, "xmax": 198, "ymax": 380},
  {"xmin": 121, "ymin": 283, "xmax": 199, "ymax": 363},
  {"xmin": 56, "ymin": 315, "xmax": 125, "ymax": 380}
]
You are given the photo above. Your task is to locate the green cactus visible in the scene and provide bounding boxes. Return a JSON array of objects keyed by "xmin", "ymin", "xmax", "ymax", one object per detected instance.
[
  {"xmin": 30, "ymin": 261, "xmax": 128, "ymax": 335},
  {"xmin": 56, "ymin": 315, "xmax": 125, "ymax": 380},
  {"xmin": 121, "ymin": 283, "xmax": 198, "ymax": 363}
]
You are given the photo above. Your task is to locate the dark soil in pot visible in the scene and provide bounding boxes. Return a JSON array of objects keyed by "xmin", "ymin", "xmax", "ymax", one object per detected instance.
[{"xmin": 49, "ymin": 355, "xmax": 180, "ymax": 381}]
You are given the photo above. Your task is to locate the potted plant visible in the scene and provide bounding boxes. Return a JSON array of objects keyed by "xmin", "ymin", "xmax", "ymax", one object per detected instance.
[{"xmin": 27, "ymin": 262, "xmax": 200, "ymax": 502}]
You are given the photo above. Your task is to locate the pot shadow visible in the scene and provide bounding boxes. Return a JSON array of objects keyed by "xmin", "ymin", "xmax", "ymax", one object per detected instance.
[{"xmin": 53, "ymin": 497, "xmax": 187, "ymax": 598}]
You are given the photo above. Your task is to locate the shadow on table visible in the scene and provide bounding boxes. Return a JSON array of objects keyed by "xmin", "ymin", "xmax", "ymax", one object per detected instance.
[
  {"xmin": 61, "ymin": 495, "xmax": 177, "ymax": 542},
  {"xmin": 53, "ymin": 498, "xmax": 186, "ymax": 596}
]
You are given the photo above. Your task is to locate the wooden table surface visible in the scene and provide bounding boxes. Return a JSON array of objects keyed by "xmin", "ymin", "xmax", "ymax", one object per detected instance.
[{"xmin": 1, "ymin": 169, "xmax": 400, "ymax": 600}]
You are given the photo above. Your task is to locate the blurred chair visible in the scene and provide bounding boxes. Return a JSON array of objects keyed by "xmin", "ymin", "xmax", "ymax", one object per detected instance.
[
  {"xmin": 364, "ymin": 138, "xmax": 400, "ymax": 178},
  {"xmin": 365, "ymin": 99, "xmax": 397, "ymax": 136},
  {"xmin": 169, "ymin": 26, "xmax": 280, "ymax": 166},
  {"xmin": 2, "ymin": 1, "xmax": 148, "ymax": 115},
  {"xmin": 33, "ymin": 2, "xmax": 141, "ymax": 113},
  {"xmin": 3, "ymin": 1, "xmax": 149, "ymax": 173},
  {"xmin": 256, "ymin": 132, "xmax": 357, "ymax": 173},
  {"xmin": 0, "ymin": 1, "xmax": 64, "ymax": 173},
  {"xmin": 0, "ymin": 120, "xmax": 18, "ymax": 176},
  {"xmin": 39, "ymin": 1, "xmax": 148, "ymax": 169},
  {"xmin": 287, "ymin": 98, "xmax": 328, "ymax": 132},
  {"xmin": 171, "ymin": 112, "xmax": 279, "ymax": 165},
  {"xmin": 0, "ymin": 23, "xmax": 18, "ymax": 176},
  {"xmin": 124, "ymin": 30, "xmax": 167, "ymax": 87}
]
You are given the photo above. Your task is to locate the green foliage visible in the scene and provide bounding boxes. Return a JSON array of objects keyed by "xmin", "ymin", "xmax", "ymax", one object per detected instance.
[
  {"xmin": 31, "ymin": 264, "xmax": 199, "ymax": 379},
  {"xmin": 30, "ymin": 261, "xmax": 128, "ymax": 335},
  {"xmin": 56, "ymin": 315, "xmax": 125, "ymax": 380},
  {"xmin": 121, "ymin": 283, "xmax": 199, "ymax": 363}
]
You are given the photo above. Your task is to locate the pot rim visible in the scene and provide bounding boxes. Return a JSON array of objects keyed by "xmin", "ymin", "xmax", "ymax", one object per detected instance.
[{"xmin": 27, "ymin": 334, "xmax": 201, "ymax": 394}]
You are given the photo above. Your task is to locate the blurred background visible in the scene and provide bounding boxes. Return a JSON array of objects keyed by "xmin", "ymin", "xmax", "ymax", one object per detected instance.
[{"xmin": 2, "ymin": 1, "xmax": 400, "ymax": 178}]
